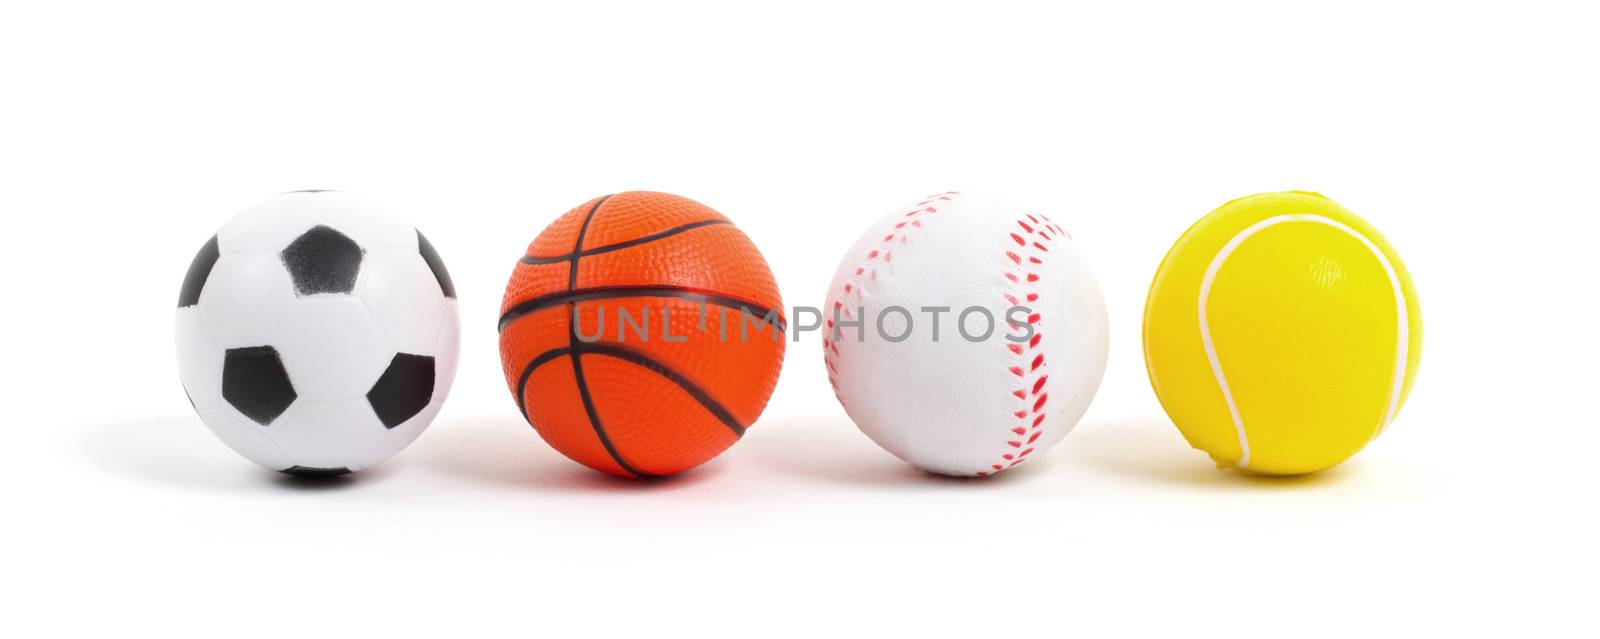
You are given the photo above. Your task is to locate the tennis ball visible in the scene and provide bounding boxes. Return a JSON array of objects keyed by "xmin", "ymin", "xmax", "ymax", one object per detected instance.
[{"xmin": 1143, "ymin": 191, "xmax": 1421, "ymax": 475}]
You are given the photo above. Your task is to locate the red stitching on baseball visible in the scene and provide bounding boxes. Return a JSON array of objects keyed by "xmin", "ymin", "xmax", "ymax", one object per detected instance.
[
  {"xmin": 823, "ymin": 195, "xmax": 1068, "ymax": 478},
  {"xmin": 824, "ymin": 192, "xmax": 958, "ymax": 396},
  {"xmin": 986, "ymin": 211, "xmax": 1059, "ymax": 476}
]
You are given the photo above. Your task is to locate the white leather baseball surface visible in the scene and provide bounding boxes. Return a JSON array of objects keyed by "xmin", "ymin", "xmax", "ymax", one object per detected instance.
[{"xmin": 823, "ymin": 192, "xmax": 1109, "ymax": 476}]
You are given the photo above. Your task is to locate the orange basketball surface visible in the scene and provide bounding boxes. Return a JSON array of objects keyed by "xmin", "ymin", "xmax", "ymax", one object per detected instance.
[{"xmin": 498, "ymin": 192, "xmax": 786, "ymax": 477}]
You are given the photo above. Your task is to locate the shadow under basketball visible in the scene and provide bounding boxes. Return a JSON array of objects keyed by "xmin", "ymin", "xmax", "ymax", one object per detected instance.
[{"xmin": 411, "ymin": 415, "xmax": 728, "ymax": 493}]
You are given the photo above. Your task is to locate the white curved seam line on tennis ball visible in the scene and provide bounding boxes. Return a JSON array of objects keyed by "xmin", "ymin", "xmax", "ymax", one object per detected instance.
[
  {"xmin": 1197, "ymin": 228, "xmax": 1255, "ymax": 469},
  {"xmin": 1198, "ymin": 213, "xmax": 1408, "ymax": 470},
  {"xmin": 1331, "ymin": 219, "xmax": 1408, "ymax": 437}
]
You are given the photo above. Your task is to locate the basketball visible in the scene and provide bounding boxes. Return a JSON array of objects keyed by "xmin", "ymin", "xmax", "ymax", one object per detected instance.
[
  {"xmin": 498, "ymin": 191, "xmax": 785, "ymax": 478},
  {"xmin": 1142, "ymin": 191, "xmax": 1422, "ymax": 475}
]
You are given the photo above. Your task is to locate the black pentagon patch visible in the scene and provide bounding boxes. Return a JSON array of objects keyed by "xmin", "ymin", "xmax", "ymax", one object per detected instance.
[
  {"xmin": 416, "ymin": 230, "xmax": 456, "ymax": 298},
  {"xmin": 178, "ymin": 235, "xmax": 220, "ymax": 307},
  {"xmin": 280, "ymin": 466, "xmax": 351, "ymax": 478},
  {"xmin": 222, "ymin": 346, "xmax": 297, "ymax": 425},
  {"xmin": 366, "ymin": 353, "xmax": 435, "ymax": 429},
  {"xmin": 281, "ymin": 225, "xmax": 364, "ymax": 296}
]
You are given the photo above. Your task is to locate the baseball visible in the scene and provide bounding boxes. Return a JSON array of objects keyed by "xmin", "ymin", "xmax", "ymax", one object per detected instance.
[{"xmin": 823, "ymin": 192, "xmax": 1109, "ymax": 476}]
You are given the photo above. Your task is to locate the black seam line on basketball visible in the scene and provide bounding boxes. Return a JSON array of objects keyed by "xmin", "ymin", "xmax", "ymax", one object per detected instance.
[
  {"xmin": 516, "ymin": 342, "xmax": 749, "ymax": 438},
  {"xmin": 582, "ymin": 343, "xmax": 748, "ymax": 437},
  {"xmin": 519, "ymin": 219, "xmax": 731, "ymax": 265},
  {"xmin": 497, "ymin": 286, "xmax": 787, "ymax": 333},
  {"xmin": 570, "ymin": 350, "xmax": 658, "ymax": 478},
  {"xmin": 567, "ymin": 194, "xmax": 612, "ymax": 291},
  {"xmin": 564, "ymin": 195, "xmax": 653, "ymax": 478},
  {"xmin": 515, "ymin": 347, "xmax": 573, "ymax": 422}
]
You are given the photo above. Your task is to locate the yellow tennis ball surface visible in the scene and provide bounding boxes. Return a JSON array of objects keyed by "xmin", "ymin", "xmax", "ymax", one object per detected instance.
[{"xmin": 1143, "ymin": 191, "xmax": 1422, "ymax": 475}]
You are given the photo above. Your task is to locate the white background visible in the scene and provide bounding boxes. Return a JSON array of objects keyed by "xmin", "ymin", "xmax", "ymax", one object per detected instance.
[{"xmin": 3, "ymin": 1, "xmax": 1596, "ymax": 636}]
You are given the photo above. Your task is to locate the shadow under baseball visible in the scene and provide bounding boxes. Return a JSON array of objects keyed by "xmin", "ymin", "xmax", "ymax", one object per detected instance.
[{"xmin": 739, "ymin": 414, "xmax": 1057, "ymax": 488}]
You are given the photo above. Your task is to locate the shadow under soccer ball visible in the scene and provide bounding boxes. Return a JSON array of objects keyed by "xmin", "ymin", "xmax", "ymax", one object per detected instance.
[{"xmin": 78, "ymin": 417, "xmax": 391, "ymax": 492}]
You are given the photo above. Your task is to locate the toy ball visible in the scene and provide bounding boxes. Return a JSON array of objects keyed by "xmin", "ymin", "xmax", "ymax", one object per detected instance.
[
  {"xmin": 1143, "ymin": 191, "xmax": 1422, "ymax": 475},
  {"xmin": 499, "ymin": 191, "xmax": 785, "ymax": 478},
  {"xmin": 823, "ymin": 192, "xmax": 1109, "ymax": 477},
  {"xmin": 175, "ymin": 190, "xmax": 460, "ymax": 477}
]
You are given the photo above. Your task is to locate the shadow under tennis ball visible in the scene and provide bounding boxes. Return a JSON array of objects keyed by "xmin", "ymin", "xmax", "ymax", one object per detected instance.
[{"xmin": 1066, "ymin": 417, "xmax": 1362, "ymax": 490}]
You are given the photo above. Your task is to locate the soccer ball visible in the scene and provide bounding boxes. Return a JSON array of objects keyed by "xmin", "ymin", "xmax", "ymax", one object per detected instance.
[{"xmin": 174, "ymin": 190, "xmax": 460, "ymax": 476}]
